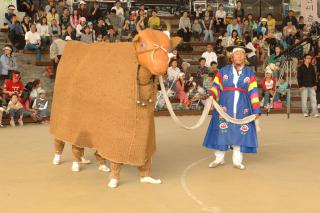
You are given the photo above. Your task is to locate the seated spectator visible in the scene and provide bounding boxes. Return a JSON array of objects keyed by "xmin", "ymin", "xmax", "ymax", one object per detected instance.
[
  {"xmin": 181, "ymin": 62, "xmax": 193, "ymax": 82},
  {"xmin": 108, "ymin": 9, "xmax": 124, "ymax": 41},
  {"xmin": 87, "ymin": 22, "xmax": 96, "ymax": 40},
  {"xmin": 203, "ymin": 71, "xmax": 215, "ymax": 92},
  {"xmin": 8, "ymin": 16, "xmax": 26, "ymax": 50},
  {"xmin": 247, "ymin": 14, "xmax": 257, "ymax": 35},
  {"xmin": 215, "ymin": 4, "xmax": 226, "ymax": 34},
  {"xmin": 25, "ymin": 24, "xmax": 42, "ymax": 61},
  {"xmin": 76, "ymin": 17, "xmax": 87, "ymax": 38},
  {"xmin": 47, "ymin": 6, "xmax": 60, "ymax": 26},
  {"xmin": 167, "ymin": 59, "xmax": 181, "ymax": 82},
  {"xmin": 266, "ymin": 13, "xmax": 276, "ymax": 33},
  {"xmin": 209, "ymin": 61, "xmax": 219, "ymax": 77},
  {"xmin": 49, "ymin": 19, "xmax": 61, "ymax": 37},
  {"xmin": 290, "ymin": 38, "xmax": 304, "ymax": 72},
  {"xmin": 227, "ymin": 29, "xmax": 240, "ymax": 46},
  {"xmin": 148, "ymin": 10, "xmax": 160, "ymax": 29},
  {"xmin": 220, "ymin": 31, "xmax": 229, "ymax": 48},
  {"xmin": 175, "ymin": 73, "xmax": 190, "ymax": 109},
  {"xmin": 32, "ymin": 89, "xmax": 50, "ymax": 123},
  {"xmin": 297, "ymin": 16, "xmax": 309, "ymax": 38},
  {"xmin": 201, "ymin": 11, "xmax": 214, "ymax": 42},
  {"xmin": 201, "ymin": 44, "xmax": 217, "ymax": 67},
  {"xmin": 88, "ymin": 1, "xmax": 102, "ymax": 23},
  {"xmin": 194, "ymin": 57, "xmax": 209, "ymax": 85},
  {"xmin": 265, "ymin": 32, "xmax": 278, "ymax": 55},
  {"xmin": 96, "ymin": 33, "xmax": 104, "ymax": 42},
  {"xmin": 0, "ymin": 96, "xmax": 4, "ymax": 128},
  {"xmin": 94, "ymin": 18, "xmax": 108, "ymax": 38},
  {"xmin": 50, "ymin": 35, "xmax": 66, "ymax": 78},
  {"xmin": 21, "ymin": 15, "xmax": 31, "ymax": 35},
  {"xmin": 266, "ymin": 45, "xmax": 285, "ymax": 79},
  {"xmin": 4, "ymin": 5, "xmax": 16, "ymax": 27},
  {"xmin": 261, "ymin": 67, "xmax": 276, "ymax": 108},
  {"xmin": 34, "ymin": 7, "xmax": 46, "ymax": 24},
  {"xmin": 111, "ymin": 0, "xmax": 125, "ymax": 19},
  {"xmin": 78, "ymin": 1, "xmax": 88, "ymax": 19},
  {"xmin": 242, "ymin": 19, "xmax": 252, "ymax": 37},
  {"xmin": 45, "ymin": 0, "xmax": 55, "ymax": 14},
  {"xmin": 30, "ymin": 79, "xmax": 42, "ymax": 104},
  {"xmin": 283, "ymin": 10, "xmax": 298, "ymax": 28},
  {"xmin": 20, "ymin": 81, "xmax": 35, "ymax": 117},
  {"xmin": 227, "ymin": 18, "xmax": 241, "ymax": 36},
  {"xmin": 214, "ymin": 39, "xmax": 226, "ymax": 68},
  {"xmin": 283, "ymin": 21, "xmax": 297, "ymax": 46},
  {"xmin": 194, "ymin": 6, "xmax": 203, "ymax": 20},
  {"xmin": 177, "ymin": 12, "xmax": 192, "ymax": 42},
  {"xmin": 60, "ymin": 7, "xmax": 70, "ymax": 27},
  {"xmin": 244, "ymin": 36, "xmax": 257, "ymax": 72},
  {"xmin": 36, "ymin": 17, "xmax": 51, "ymax": 50},
  {"xmin": 56, "ymin": 0, "xmax": 66, "ymax": 16},
  {"xmin": 6, "ymin": 93, "xmax": 24, "ymax": 127},
  {"xmin": 106, "ymin": 28, "xmax": 117, "ymax": 43},
  {"xmin": 274, "ymin": 77, "xmax": 288, "ymax": 102},
  {"xmin": 3, "ymin": 72, "xmax": 24, "ymax": 101},
  {"xmin": 257, "ymin": 18, "xmax": 269, "ymax": 36},
  {"xmin": 63, "ymin": 25, "xmax": 76, "ymax": 40},
  {"xmin": 19, "ymin": 0, "xmax": 35, "ymax": 19},
  {"xmin": 234, "ymin": 0, "xmax": 245, "ymax": 20},
  {"xmin": 80, "ymin": 26, "xmax": 94, "ymax": 44},
  {"xmin": 192, "ymin": 19, "xmax": 202, "ymax": 41},
  {"xmin": 135, "ymin": 9, "xmax": 148, "ymax": 31},
  {"xmin": 0, "ymin": 45, "xmax": 18, "ymax": 84},
  {"xmin": 121, "ymin": 20, "xmax": 132, "ymax": 41},
  {"xmin": 70, "ymin": 9, "xmax": 81, "ymax": 29},
  {"xmin": 253, "ymin": 33, "xmax": 266, "ymax": 64},
  {"xmin": 169, "ymin": 49, "xmax": 183, "ymax": 68}
]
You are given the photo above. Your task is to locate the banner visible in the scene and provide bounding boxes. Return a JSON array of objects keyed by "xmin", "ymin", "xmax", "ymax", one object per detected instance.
[{"xmin": 300, "ymin": 0, "xmax": 320, "ymax": 27}]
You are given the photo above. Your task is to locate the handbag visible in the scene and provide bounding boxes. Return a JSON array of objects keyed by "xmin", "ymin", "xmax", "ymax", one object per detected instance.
[{"xmin": 273, "ymin": 100, "xmax": 283, "ymax": 109}]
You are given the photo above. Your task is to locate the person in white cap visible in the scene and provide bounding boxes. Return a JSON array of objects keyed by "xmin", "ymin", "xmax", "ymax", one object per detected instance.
[
  {"xmin": 203, "ymin": 42, "xmax": 261, "ymax": 170},
  {"xmin": 0, "ymin": 45, "xmax": 18, "ymax": 84},
  {"xmin": 78, "ymin": 0, "xmax": 88, "ymax": 19},
  {"xmin": 257, "ymin": 18, "xmax": 269, "ymax": 36},
  {"xmin": 261, "ymin": 66, "xmax": 276, "ymax": 109},
  {"xmin": 4, "ymin": 5, "xmax": 17, "ymax": 26},
  {"xmin": 76, "ymin": 16, "xmax": 87, "ymax": 38}
]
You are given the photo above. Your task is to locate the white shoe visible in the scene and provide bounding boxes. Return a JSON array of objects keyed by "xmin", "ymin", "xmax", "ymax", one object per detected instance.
[
  {"xmin": 52, "ymin": 154, "xmax": 61, "ymax": 165},
  {"xmin": 233, "ymin": 164, "xmax": 246, "ymax": 170},
  {"xmin": 80, "ymin": 157, "xmax": 91, "ymax": 164},
  {"xmin": 303, "ymin": 113, "xmax": 309, "ymax": 117},
  {"xmin": 98, "ymin": 164, "xmax": 110, "ymax": 172},
  {"xmin": 313, "ymin": 114, "xmax": 319, "ymax": 118},
  {"xmin": 140, "ymin": 176, "xmax": 162, "ymax": 184},
  {"xmin": 108, "ymin": 178, "xmax": 118, "ymax": 188},
  {"xmin": 208, "ymin": 160, "xmax": 224, "ymax": 168},
  {"xmin": 71, "ymin": 162, "xmax": 80, "ymax": 172}
]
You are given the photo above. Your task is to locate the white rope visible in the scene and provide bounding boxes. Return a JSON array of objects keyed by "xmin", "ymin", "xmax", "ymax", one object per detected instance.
[{"xmin": 159, "ymin": 76, "xmax": 260, "ymax": 130}]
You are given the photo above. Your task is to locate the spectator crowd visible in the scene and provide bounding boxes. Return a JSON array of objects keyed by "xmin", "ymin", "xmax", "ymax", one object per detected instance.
[{"xmin": 1, "ymin": 0, "xmax": 320, "ymax": 127}]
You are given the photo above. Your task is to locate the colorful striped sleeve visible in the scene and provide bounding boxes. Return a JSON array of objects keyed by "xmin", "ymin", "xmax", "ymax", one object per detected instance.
[
  {"xmin": 248, "ymin": 75, "xmax": 261, "ymax": 114},
  {"xmin": 207, "ymin": 72, "xmax": 223, "ymax": 102}
]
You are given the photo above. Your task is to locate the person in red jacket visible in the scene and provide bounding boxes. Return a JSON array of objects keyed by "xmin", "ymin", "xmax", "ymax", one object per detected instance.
[
  {"xmin": 261, "ymin": 66, "xmax": 276, "ymax": 108},
  {"xmin": 3, "ymin": 71, "xmax": 24, "ymax": 102}
]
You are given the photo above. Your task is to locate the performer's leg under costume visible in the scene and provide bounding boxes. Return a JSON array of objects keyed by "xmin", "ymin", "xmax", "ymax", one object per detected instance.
[
  {"xmin": 94, "ymin": 151, "xmax": 106, "ymax": 165},
  {"xmin": 109, "ymin": 158, "xmax": 152, "ymax": 180},
  {"xmin": 214, "ymin": 146, "xmax": 243, "ymax": 165},
  {"xmin": 54, "ymin": 138, "xmax": 83, "ymax": 162}
]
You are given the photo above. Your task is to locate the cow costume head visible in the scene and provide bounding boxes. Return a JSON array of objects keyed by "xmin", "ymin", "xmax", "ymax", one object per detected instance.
[{"xmin": 133, "ymin": 28, "xmax": 181, "ymax": 75}]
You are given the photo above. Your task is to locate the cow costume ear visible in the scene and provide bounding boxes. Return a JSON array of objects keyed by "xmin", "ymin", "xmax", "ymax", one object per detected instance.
[
  {"xmin": 170, "ymin": 37, "xmax": 182, "ymax": 49},
  {"xmin": 133, "ymin": 35, "xmax": 140, "ymax": 42}
]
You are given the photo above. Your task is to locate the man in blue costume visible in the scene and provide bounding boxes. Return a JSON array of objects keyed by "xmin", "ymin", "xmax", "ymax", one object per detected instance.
[{"xmin": 203, "ymin": 43, "xmax": 261, "ymax": 170}]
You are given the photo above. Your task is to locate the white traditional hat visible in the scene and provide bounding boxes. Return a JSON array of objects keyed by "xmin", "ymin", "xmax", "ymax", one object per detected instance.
[
  {"xmin": 80, "ymin": 17, "xmax": 86, "ymax": 22},
  {"xmin": 8, "ymin": 5, "xmax": 16, "ymax": 10},
  {"xmin": 261, "ymin": 18, "xmax": 267, "ymax": 22},
  {"xmin": 79, "ymin": 0, "xmax": 87, "ymax": 4}
]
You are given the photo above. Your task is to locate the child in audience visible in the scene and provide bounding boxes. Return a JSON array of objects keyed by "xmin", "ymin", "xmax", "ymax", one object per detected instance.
[
  {"xmin": 274, "ymin": 77, "xmax": 288, "ymax": 102},
  {"xmin": 32, "ymin": 89, "xmax": 50, "ymax": 123},
  {"xmin": 261, "ymin": 67, "xmax": 276, "ymax": 108},
  {"xmin": 6, "ymin": 93, "xmax": 24, "ymax": 127}
]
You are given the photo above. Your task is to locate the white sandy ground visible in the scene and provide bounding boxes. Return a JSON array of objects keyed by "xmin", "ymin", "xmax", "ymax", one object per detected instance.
[{"xmin": 0, "ymin": 114, "xmax": 319, "ymax": 213}]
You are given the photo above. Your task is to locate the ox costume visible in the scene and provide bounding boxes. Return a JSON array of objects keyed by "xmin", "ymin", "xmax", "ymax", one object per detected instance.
[{"xmin": 203, "ymin": 47, "xmax": 261, "ymax": 169}]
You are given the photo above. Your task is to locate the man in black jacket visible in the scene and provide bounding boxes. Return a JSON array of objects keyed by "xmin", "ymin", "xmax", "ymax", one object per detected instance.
[
  {"xmin": 297, "ymin": 54, "xmax": 319, "ymax": 117},
  {"xmin": 282, "ymin": 10, "xmax": 298, "ymax": 28}
]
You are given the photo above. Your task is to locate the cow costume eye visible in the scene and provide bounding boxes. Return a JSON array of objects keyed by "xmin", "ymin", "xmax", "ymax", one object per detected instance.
[{"xmin": 140, "ymin": 42, "xmax": 147, "ymax": 48}]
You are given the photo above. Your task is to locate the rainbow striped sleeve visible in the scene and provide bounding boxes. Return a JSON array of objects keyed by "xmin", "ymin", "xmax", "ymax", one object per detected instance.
[
  {"xmin": 248, "ymin": 75, "xmax": 261, "ymax": 114},
  {"xmin": 208, "ymin": 72, "xmax": 223, "ymax": 102}
]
